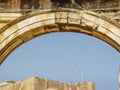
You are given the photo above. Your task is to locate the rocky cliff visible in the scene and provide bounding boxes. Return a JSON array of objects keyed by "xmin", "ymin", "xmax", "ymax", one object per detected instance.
[{"xmin": 0, "ymin": 76, "xmax": 95, "ymax": 90}]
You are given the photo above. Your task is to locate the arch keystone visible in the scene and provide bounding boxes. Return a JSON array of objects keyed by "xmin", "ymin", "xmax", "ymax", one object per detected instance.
[{"xmin": 0, "ymin": 9, "xmax": 120, "ymax": 64}]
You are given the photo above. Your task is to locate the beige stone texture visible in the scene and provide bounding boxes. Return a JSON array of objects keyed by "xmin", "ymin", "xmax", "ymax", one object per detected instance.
[
  {"xmin": 0, "ymin": 76, "xmax": 95, "ymax": 90},
  {"xmin": 0, "ymin": 12, "xmax": 22, "ymax": 27},
  {"xmin": 0, "ymin": 8, "xmax": 120, "ymax": 64}
]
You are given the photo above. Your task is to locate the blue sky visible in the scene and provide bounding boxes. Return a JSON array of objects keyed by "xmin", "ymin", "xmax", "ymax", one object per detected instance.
[{"xmin": 0, "ymin": 32, "xmax": 120, "ymax": 90}]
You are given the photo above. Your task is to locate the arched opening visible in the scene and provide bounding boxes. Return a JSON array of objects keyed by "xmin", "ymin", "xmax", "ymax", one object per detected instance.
[
  {"xmin": 0, "ymin": 32, "xmax": 120, "ymax": 90},
  {"xmin": 0, "ymin": 9, "xmax": 120, "ymax": 64}
]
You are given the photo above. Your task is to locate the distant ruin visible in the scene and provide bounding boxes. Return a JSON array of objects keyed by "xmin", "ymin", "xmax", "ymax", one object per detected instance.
[{"xmin": 0, "ymin": 76, "xmax": 95, "ymax": 90}]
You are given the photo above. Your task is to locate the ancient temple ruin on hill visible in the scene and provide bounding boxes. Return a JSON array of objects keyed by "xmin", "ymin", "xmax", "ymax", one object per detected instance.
[{"xmin": 0, "ymin": 76, "xmax": 95, "ymax": 90}]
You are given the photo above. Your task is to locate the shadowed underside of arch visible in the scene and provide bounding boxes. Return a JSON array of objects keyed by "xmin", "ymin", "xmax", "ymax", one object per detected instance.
[{"xmin": 0, "ymin": 8, "xmax": 120, "ymax": 64}]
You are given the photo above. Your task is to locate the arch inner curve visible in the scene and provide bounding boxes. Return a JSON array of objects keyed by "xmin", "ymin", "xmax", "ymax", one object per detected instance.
[{"xmin": 0, "ymin": 8, "xmax": 120, "ymax": 64}]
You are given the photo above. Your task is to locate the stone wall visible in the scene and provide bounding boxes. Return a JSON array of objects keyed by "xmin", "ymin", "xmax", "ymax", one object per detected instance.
[
  {"xmin": 0, "ymin": 76, "xmax": 95, "ymax": 90},
  {"xmin": 0, "ymin": 0, "xmax": 119, "ymax": 9}
]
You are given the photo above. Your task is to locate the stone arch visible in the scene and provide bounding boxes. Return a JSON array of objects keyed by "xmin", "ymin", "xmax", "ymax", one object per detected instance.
[{"xmin": 0, "ymin": 8, "xmax": 120, "ymax": 64}]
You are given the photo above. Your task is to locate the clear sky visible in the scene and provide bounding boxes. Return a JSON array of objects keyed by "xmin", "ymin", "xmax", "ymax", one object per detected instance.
[{"xmin": 0, "ymin": 32, "xmax": 120, "ymax": 90}]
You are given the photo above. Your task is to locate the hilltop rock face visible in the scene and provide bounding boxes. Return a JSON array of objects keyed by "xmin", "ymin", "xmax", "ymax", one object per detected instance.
[{"xmin": 0, "ymin": 76, "xmax": 95, "ymax": 90}]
